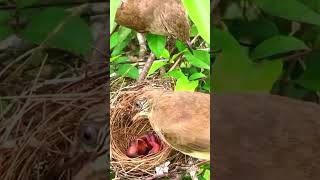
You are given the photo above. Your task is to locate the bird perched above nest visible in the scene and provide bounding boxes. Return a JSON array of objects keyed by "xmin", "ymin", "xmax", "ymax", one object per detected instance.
[
  {"xmin": 213, "ymin": 93, "xmax": 320, "ymax": 180},
  {"xmin": 115, "ymin": 0, "xmax": 192, "ymax": 49},
  {"xmin": 134, "ymin": 89, "xmax": 210, "ymax": 160}
]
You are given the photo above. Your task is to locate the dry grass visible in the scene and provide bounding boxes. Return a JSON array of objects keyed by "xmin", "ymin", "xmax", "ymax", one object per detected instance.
[{"xmin": 0, "ymin": 47, "xmax": 108, "ymax": 180}]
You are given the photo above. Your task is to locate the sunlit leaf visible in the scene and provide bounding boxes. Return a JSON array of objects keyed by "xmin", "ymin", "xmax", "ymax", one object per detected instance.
[
  {"xmin": 175, "ymin": 77, "xmax": 199, "ymax": 92},
  {"xmin": 110, "ymin": 31, "xmax": 119, "ymax": 49},
  {"xmin": 184, "ymin": 52, "xmax": 210, "ymax": 69},
  {"xmin": 189, "ymin": 72, "xmax": 206, "ymax": 80},
  {"xmin": 146, "ymin": 34, "xmax": 167, "ymax": 58},
  {"xmin": 182, "ymin": 0, "xmax": 210, "ymax": 43},
  {"xmin": 110, "ymin": 0, "xmax": 122, "ymax": 32},
  {"xmin": 117, "ymin": 64, "xmax": 139, "ymax": 79},
  {"xmin": 147, "ymin": 61, "xmax": 167, "ymax": 76},
  {"xmin": 164, "ymin": 69, "xmax": 186, "ymax": 79}
]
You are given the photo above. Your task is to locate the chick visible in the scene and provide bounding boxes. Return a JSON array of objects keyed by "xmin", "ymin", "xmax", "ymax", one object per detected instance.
[{"xmin": 126, "ymin": 138, "xmax": 151, "ymax": 158}]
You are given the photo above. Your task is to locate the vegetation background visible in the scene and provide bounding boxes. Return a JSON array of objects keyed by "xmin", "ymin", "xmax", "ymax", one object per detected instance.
[
  {"xmin": 213, "ymin": 0, "xmax": 320, "ymax": 104},
  {"xmin": 110, "ymin": 0, "xmax": 211, "ymax": 93}
]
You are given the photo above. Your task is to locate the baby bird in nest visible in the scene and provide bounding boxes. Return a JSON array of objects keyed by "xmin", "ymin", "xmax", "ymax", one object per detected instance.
[
  {"xmin": 115, "ymin": 0, "xmax": 193, "ymax": 51},
  {"xmin": 127, "ymin": 132, "xmax": 161, "ymax": 158},
  {"xmin": 134, "ymin": 89, "xmax": 210, "ymax": 160}
]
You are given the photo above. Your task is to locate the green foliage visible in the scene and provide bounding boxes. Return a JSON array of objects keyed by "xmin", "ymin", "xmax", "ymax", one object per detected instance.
[
  {"xmin": 16, "ymin": 0, "xmax": 38, "ymax": 8},
  {"xmin": 20, "ymin": 7, "xmax": 92, "ymax": 56},
  {"xmin": 213, "ymin": 28, "xmax": 283, "ymax": 92},
  {"xmin": 182, "ymin": 0, "xmax": 210, "ymax": 44},
  {"xmin": 252, "ymin": 0, "xmax": 320, "ymax": 25},
  {"xmin": 110, "ymin": 0, "xmax": 122, "ymax": 32},
  {"xmin": 111, "ymin": 27, "xmax": 132, "ymax": 56},
  {"xmin": 0, "ymin": 11, "xmax": 12, "ymax": 40},
  {"xmin": 296, "ymin": 52, "xmax": 320, "ymax": 90},
  {"xmin": 147, "ymin": 61, "xmax": 168, "ymax": 77},
  {"xmin": 251, "ymin": 36, "xmax": 309, "ymax": 59},
  {"xmin": 146, "ymin": 34, "xmax": 168, "ymax": 58},
  {"xmin": 117, "ymin": 64, "xmax": 139, "ymax": 79},
  {"xmin": 215, "ymin": 0, "xmax": 320, "ymax": 99},
  {"xmin": 110, "ymin": 0, "xmax": 211, "ymax": 93},
  {"xmin": 0, "ymin": 2, "xmax": 93, "ymax": 56}
]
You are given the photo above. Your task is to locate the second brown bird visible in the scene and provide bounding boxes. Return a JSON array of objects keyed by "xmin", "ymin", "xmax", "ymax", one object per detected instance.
[{"xmin": 115, "ymin": 0, "xmax": 190, "ymax": 43}]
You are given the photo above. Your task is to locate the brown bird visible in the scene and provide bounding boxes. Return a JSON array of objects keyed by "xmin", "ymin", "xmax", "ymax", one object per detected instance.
[
  {"xmin": 213, "ymin": 93, "xmax": 320, "ymax": 180},
  {"xmin": 115, "ymin": 0, "xmax": 192, "ymax": 50},
  {"xmin": 135, "ymin": 89, "xmax": 210, "ymax": 160}
]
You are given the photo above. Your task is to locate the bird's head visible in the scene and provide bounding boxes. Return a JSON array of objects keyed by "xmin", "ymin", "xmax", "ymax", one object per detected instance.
[{"xmin": 126, "ymin": 138, "xmax": 151, "ymax": 158}]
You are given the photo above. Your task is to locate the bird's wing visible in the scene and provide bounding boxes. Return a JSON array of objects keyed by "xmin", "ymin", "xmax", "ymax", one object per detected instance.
[{"xmin": 148, "ymin": 91, "xmax": 210, "ymax": 158}]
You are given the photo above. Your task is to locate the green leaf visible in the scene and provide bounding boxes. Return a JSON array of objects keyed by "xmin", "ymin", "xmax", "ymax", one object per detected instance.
[
  {"xmin": 110, "ymin": 32, "xmax": 119, "ymax": 49},
  {"xmin": 110, "ymin": 0, "xmax": 122, "ymax": 32},
  {"xmin": 213, "ymin": 28, "xmax": 283, "ymax": 93},
  {"xmin": 0, "ymin": 26, "xmax": 12, "ymax": 40},
  {"xmin": 0, "ymin": 11, "xmax": 10, "ymax": 23},
  {"xmin": 161, "ymin": 49, "xmax": 170, "ymax": 59},
  {"xmin": 191, "ymin": 24, "xmax": 198, "ymax": 37},
  {"xmin": 20, "ymin": 7, "xmax": 92, "ymax": 56},
  {"xmin": 184, "ymin": 52, "xmax": 210, "ymax": 69},
  {"xmin": 111, "ymin": 28, "xmax": 133, "ymax": 56},
  {"xmin": 164, "ymin": 69, "xmax": 186, "ymax": 79},
  {"xmin": 146, "ymin": 34, "xmax": 167, "ymax": 58},
  {"xmin": 300, "ymin": 0, "xmax": 320, "ymax": 13},
  {"xmin": 251, "ymin": 35, "xmax": 309, "ymax": 59},
  {"xmin": 181, "ymin": 0, "xmax": 210, "ymax": 43},
  {"xmin": 226, "ymin": 18, "xmax": 280, "ymax": 44},
  {"xmin": 17, "ymin": 0, "xmax": 38, "ymax": 8},
  {"xmin": 202, "ymin": 80, "xmax": 211, "ymax": 92},
  {"xmin": 193, "ymin": 50, "xmax": 210, "ymax": 66},
  {"xmin": 252, "ymin": 0, "xmax": 320, "ymax": 26},
  {"xmin": 117, "ymin": 64, "xmax": 139, "ymax": 79},
  {"xmin": 189, "ymin": 72, "xmax": 206, "ymax": 80},
  {"xmin": 203, "ymin": 169, "xmax": 210, "ymax": 179},
  {"xmin": 296, "ymin": 52, "xmax": 320, "ymax": 90},
  {"xmin": 176, "ymin": 40, "xmax": 187, "ymax": 51},
  {"xmin": 147, "ymin": 61, "xmax": 167, "ymax": 76},
  {"xmin": 175, "ymin": 77, "xmax": 199, "ymax": 92},
  {"xmin": 113, "ymin": 56, "xmax": 129, "ymax": 63}
]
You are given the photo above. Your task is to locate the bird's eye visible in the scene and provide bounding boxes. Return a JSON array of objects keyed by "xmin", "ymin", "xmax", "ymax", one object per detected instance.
[{"xmin": 80, "ymin": 126, "xmax": 98, "ymax": 145}]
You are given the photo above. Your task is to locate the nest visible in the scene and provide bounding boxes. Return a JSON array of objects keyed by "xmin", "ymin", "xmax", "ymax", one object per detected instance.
[
  {"xmin": 110, "ymin": 79, "xmax": 187, "ymax": 179},
  {"xmin": 0, "ymin": 68, "xmax": 108, "ymax": 180}
]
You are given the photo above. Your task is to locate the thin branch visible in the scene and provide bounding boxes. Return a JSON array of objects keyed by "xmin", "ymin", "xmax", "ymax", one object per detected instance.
[
  {"xmin": 138, "ymin": 53, "xmax": 156, "ymax": 81},
  {"xmin": 137, "ymin": 33, "xmax": 147, "ymax": 58}
]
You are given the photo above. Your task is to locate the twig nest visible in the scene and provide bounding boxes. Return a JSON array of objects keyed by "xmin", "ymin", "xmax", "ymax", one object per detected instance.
[{"xmin": 110, "ymin": 79, "xmax": 185, "ymax": 179}]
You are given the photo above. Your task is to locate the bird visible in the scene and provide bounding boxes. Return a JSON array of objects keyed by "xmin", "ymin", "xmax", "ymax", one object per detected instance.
[
  {"xmin": 213, "ymin": 93, "xmax": 320, "ymax": 180},
  {"xmin": 115, "ymin": 0, "xmax": 193, "ymax": 51},
  {"xmin": 126, "ymin": 138, "xmax": 151, "ymax": 158},
  {"xmin": 140, "ymin": 132, "xmax": 162, "ymax": 154},
  {"xmin": 126, "ymin": 132, "xmax": 161, "ymax": 158},
  {"xmin": 135, "ymin": 89, "xmax": 210, "ymax": 160}
]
